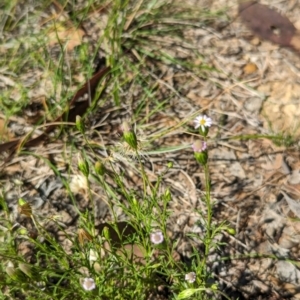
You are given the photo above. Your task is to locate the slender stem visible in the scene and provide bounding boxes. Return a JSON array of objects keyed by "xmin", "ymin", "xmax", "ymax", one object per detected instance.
[
  {"xmin": 199, "ymin": 145, "xmax": 212, "ymax": 285},
  {"xmin": 136, "ymin": 151, "xmax": 148, "ymax": 198},
  {"xmin": 204, "ymin": 163, "xmax": 212, "ymax": 257}
]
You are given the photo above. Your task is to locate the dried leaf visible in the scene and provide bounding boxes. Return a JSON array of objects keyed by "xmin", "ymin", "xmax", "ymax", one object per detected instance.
[
  {"xmin": 0, "ymin": 139, "xmax": 19, "ymax": 153},
  {"xmin": 239, "ymin": 1, "xmax": 296, "ymax": 47},
  {"xmin": 65, "ymin": 65, "xmax": 111, "ymax": 122},
  {"xmin": 78, "ymin": 228, "xmax": 93, "ymax": 246},
  {"xmin": 48, "ymin": 24, "xmax": 85, "ymax": 51}
]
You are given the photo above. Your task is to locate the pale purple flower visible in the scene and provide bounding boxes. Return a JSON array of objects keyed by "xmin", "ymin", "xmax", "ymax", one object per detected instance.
[
  {"xmin": 150, "ymin": 231, "xmax": 164, "ymax": 244},
  {"xmin": 80, "ymin": 277, "xmax": 96, "ymax": 291},
  {"xmin": 193, "ymin": 115, "xmax": 212, "ymax": 131},
  {"xmin": 192, "ymin": 140, "xmax": 207, "ymax": 152},
  {"xmin": 185, "ymin": 272, "xmax": 196, "ymax": 283}
]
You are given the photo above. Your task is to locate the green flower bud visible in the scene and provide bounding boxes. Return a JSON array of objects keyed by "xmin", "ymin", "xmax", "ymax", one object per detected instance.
[
  {"xmin": 95, "ymin": 161, "xmax": 106, "ymax": 176},
  {"xmin": 78, "ymin": 157, "xmax": 89, "ymax": 177},
  {"xmin": 164, "ymin": 188, "xmax": 171, "ymax": 201},
  {"xmin": 6, "ymin": 265, "xmax": 26, "ymax": 282},
  {"xmin": 102, "ymin": 226, "xmax": 110, "ymax": 241},
  {"xmin": 132, "ymin": 197, "xmax": 138, "ymax": 206},
  {"xmin": 18, "ymin": 198, "xmax": 26, "ymax": 206},
  {"xmin": 226, "ymin": 227, "xmax": 236, "ymax": 235},
  {"xmin": 194, "ymin": 151, "xmax": 208, "ymax": 165},
  {"xmin": 18, "ymin": 263, "xmax": 35, "ymax": 278},
  {"xmin": 121, "ymin": 121, "xmax": 138, "ymax": 150},
  {"xmin": 167, "ymin": 161, "xmax": 173, "ymax": 168},
  {"xmin": 17, "ymin": 198, "xmax": 32, "ymax": 217},
  {"xmin": 76, "ymin": 115, "xmax": 85, "ymax": 133},
  {"xmin": 18, "ymin": 228, "xmax": 28, "ymax": 236},
  {"xmin": 199, "ymin": 126, "xmax": 209, "ymax": 137},
  {"xmin": 79, "ymin": 44, "xmax": 88, "ymax": 61}
]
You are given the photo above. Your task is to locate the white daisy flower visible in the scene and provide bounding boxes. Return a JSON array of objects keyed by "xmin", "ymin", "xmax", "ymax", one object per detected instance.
[{"xmin": 193, "ymin": 115, "xmax": 212, "ymax": 131}]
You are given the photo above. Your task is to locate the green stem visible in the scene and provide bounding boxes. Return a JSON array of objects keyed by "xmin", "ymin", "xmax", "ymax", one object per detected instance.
[
  {"xmin": 204, "ymin": 163, "xmax": 212, "ymax": 257},
  {"xmin": 200, "ymin": 148, "xmax": 212, "ymax": 284}
]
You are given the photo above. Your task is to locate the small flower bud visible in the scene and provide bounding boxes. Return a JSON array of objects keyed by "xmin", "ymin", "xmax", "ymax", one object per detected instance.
[
  {"xmin": 132, "ymin": 197, "xmax": 138, "ymax": 206},
  {"xmin": 6, "ymin": 266, "xmax": 18, "ymax": 280},
  {"xmin": 76, "ymin": 115, "xmax": 85, "ymax": 133},
  {"xmin": 18, "ymin": 198, "xmax": 26, "ymax": 206},
  {"xmin": 89, "ymin": 249, "xmax": 99, "ymax": 262},
  {"xmin": 102, "ymin": 226, "xmax": 110, "ymax": 241},
  {"xmin": 194, "ymin": 151, "xmax": 208, "ymax": 166},
  {"xmin": 79, "ymin": 44, "xmax": 88, "ymax": 61},
  {"xmin": 78, "ymin": 155, "xmax": 89, "ymax": 177},
  {"xmin": 95, "ymin": 161, "xmax": 106, "ymax": 176},
  {"xmin": 164, "ymin": 188, "xmax": 171, "ymax": 201},
  {"xmin": 167, "ymin": 161, "xmax": 173, "ymax": 168},
  {"xmin": 226, "ymin": 227, "xmax": 236, "ymax": 235},
  {"xmin": 18, "ymin": 263, "xmax": 35, "ymax": 278},
  {"xmin": 18, "ymin": 228, "xmax": 28, "ymax": 236},
  {"xmin": 199, "ymin": 126, "xmax": 209, "ymax": 137},
  {"xmin": 6, "ymin": 264, "xmax": 26, "ymax": 282},
  {"xmin": 17, "ymin": 198, "xmax": 32, "ymax": 218},
  {"xmin": 219, "ymin": 224, "xmax": 236, "ymax": 236},
  {"xmin": 121, "ymin": 121, "xmax": 138, "ymax": 150}
]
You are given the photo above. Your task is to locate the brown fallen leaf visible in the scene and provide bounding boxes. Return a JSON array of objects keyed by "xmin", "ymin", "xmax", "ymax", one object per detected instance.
[
  {"xmin": 0, "ymin": 139, "xmax": 20, "ymax": 153},
  {"xmin": 48, "ymin": 24, "xmax": 85, "ymax": 52},
  {"xmin": 65, "ymin": 65, "xmax": 111, "ymax": 122},
  {"xmin": 23, "ymin": 65, "xmax": 110, "ymax": 147},
  {"xmin": 44, "ymin": 0, "xmax": 86, "ymax": 52},
  {"xmin": 239, "ymin": 1, "xmax": 296, "ymax": 48}
]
